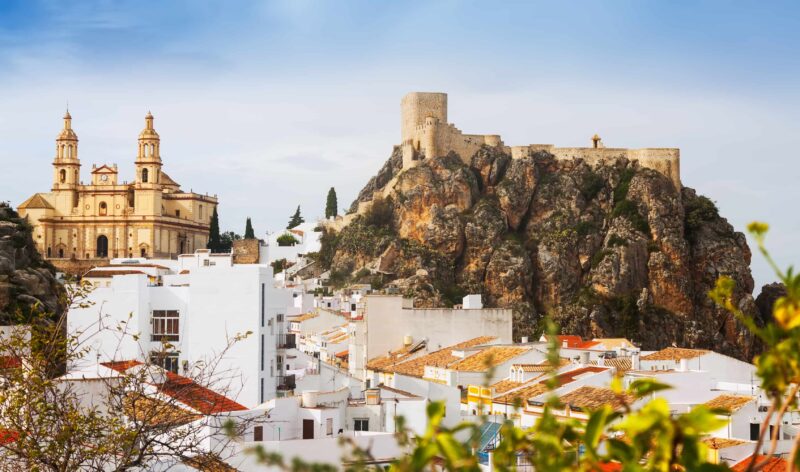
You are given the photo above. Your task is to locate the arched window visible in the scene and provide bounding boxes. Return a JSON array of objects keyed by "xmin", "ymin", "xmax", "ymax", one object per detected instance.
[
  {"xmin": 67, "ymin": 145, "xmax": 73, "ymax": 158},
  {"xmin": 59, "ymin": 169, "xmax": 66, "ymax": 183},
  {"xmin": 140, "ymin": 247, "xmax": 147, "ymax": 257},
  {"xmin": 150, "ymin": 143, "xmax": 155, "ymax": 157},
  {"xmin": 99, "ymin": 201, "xmax": 107, "ymax": 216},
  {"xmin": 96, "ymin": 235, "xmax": 108, "ymax": 258},
  {"xmin": 60, "ymin": 144, "xmax": 65, "ymax": 158},
  {"xmin": 58, "ymin": 248, "xmax": 64, "ymax": 258},
  {"xmin": 142, "ymin": 168, "xmax": 149, "ymax": 183}
]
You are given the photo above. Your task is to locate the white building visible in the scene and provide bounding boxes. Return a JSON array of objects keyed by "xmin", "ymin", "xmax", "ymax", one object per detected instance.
[{"xmin": 68, "ymin": 249, "xmax": 294, "ymax": 408}]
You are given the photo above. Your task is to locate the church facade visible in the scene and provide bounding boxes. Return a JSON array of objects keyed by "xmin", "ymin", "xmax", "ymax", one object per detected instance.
[{"xmin": 18, "ymin": 111, "xmax": 218, "ymax": 273}]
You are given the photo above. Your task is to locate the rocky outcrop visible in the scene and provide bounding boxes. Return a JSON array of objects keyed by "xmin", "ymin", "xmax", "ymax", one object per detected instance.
[
  {"xmin": 0, "ymin": 203, "xmax": 64, "ymax": 323},
  {"xmin": 325, "ymin": 146, "xmax": 772, "ymax": 360}
]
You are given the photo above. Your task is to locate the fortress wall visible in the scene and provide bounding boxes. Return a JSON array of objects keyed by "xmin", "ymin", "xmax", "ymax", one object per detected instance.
[
  {"xmin": 549, "ymin": 147, "xmax": 681, "ymax": 189},
  {"xmin": 430, "ymin": 123, "xmax": 503, "ymax": 163},
  {"xmin": 401, "ymin": 93, "xmax": 447, "ymax": 142}
]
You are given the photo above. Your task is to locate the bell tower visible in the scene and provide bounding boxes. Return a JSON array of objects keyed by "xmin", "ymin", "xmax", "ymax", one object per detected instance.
[
  {"xmin": 52, "ymin": 110, "xmax": 81, "ymax": 191},
  {"xmin": 135, "ymin": 111, "xmax": 162, "ymax": 185}
]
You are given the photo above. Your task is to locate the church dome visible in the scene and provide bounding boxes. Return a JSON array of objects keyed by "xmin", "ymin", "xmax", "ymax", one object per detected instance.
[
  {"xmin": 57, "ymin": 111, "xmax": 78, "ymax": 141},
  {"xmin": 138, "ymin": 111, "xmax": 160, "ymax": 140}
]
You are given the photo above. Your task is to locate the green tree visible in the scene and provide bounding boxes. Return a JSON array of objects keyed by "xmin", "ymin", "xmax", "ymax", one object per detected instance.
[
  {"xmin": 207, "ymin": 206, "xmax": 222, "ymax": 252},
  {"xmin": 219, "ymin": 231, "xmax": 241, "ymax": 252},
  {"xmin": 325, "ymin": 187, "xmax": 338, "ymax": 219},
  {"xmin": 287, "ymin": 205, "xmax": 304, "ymax": 229},
  {"xmin": 244, "ymin": 217, "xmax": 255, "ymax": 239}
]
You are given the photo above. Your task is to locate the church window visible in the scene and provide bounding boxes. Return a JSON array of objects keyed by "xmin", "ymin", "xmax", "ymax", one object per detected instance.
[
  {"xmin": 99, "ymin": 201, "xmax": 107, "ymax": 216},
  {"xmin": 142, "ymin": 168, "xmax": 149, "ymax": 183},
  {"xmin": 59, "ymin": 169, "xmax": 66, "ymax": 183},
  {"xmin": 47, "ymin": 247, "xmax": 51, "ymax": 258},
  {"xmin": 58, "ymin": 248, "xmax": 64, "ymax": 258},
  {"xmin": 140, "ymin": 247, "xmax": 147, "ymax": 257}
]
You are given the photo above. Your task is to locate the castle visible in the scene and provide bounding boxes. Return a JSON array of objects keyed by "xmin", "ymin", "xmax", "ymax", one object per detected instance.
[
  {"xmin": 18, "ymin": 111, "xmax": 218, "ymax": 274},
  {"xmin": 400, "ymin": 92, "xmax": 680, "ymax": 188}
]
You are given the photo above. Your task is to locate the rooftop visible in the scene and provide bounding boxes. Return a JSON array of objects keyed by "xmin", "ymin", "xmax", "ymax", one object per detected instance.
[
  {"xmin": 557, "ymin": 386, "xmax": 633, "ymax": 412},
  {"xmin": 732, "ymin": 455, "xmax": 788, "ymax": 472},
  {"xmin": 704, "ymin": 394, "xmax": 755, "ymax": 414},
  {"xmin": 641, "ymin": 347, "xmax": 709, "ymax": 361},
  {"xmin": 384, "ymin": 336, "xmax": 497, "ymax": 377},
  {"xmin": 702, "ymin": 437, "xmax": 749, "ymax": 450},
  {"xmin": 589, "ymin": 357, "xmax": 633, "ymax": 373},
  {"xmin": 448, "ymin": 346, "xmax": 530, "ymax": 372}
]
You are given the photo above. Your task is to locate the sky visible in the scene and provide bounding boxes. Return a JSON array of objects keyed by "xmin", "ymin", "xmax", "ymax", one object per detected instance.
[{"xmin": 0, "ymin": 0, "xmax": 798, "ymax": 290}]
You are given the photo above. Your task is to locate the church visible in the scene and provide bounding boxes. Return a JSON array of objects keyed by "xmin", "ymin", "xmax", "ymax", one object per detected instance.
[{"xmin": 18, "ymin": 111, "xmax": 218, "ymax": 274}]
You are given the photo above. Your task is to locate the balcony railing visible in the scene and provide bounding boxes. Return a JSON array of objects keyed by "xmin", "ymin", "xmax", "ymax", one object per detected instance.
[
  {"xmin": 277, "ymin": 333, "xmax": 296, "ymax": 349},
  {"xmin": 276, "ymin": 374, "xmax": 296, "ymax": 391}
]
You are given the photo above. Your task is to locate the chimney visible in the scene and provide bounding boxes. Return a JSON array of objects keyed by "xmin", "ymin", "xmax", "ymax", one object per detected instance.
[
  {"xmin": 563, "ymin": 340, "xmax": 568, "ymax": 348},
  {"xmin": 580, "ymin": 352, "xmax": 590, "ymax": 365},
  {"xmin": 521, "ymin": 336, "xmax": 529, "ymax": 344}
]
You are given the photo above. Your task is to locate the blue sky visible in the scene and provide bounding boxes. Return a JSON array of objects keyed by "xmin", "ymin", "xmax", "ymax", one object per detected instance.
[{"xmin": 0, "ymin": 0, "xmax": 798, "ymax": 289}]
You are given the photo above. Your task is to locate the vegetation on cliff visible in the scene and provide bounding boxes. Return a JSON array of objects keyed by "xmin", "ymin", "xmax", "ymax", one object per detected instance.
[{"xmin": 322, "ymin": 146, "xmax": 769, "ymax": 359}]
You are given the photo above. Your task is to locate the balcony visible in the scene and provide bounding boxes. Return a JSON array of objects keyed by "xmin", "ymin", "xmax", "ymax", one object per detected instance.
[
  {"xmin": 276, "ymin": 374, "xmax": 296, "ymax": 391},
  {"xmin": 277, "ymin": 333, "xmax": 296, "ymax": 349}
]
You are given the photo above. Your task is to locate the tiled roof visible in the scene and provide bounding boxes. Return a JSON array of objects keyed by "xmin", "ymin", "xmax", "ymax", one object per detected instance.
[
  {"xmin": 449, "ymin": 346, "xmax": 530, "ymax": 372},
  {"xmin": 386, "ymin": 336, "xmax": 497, "ymax": 377},
  {"xmin": 641, "ymin": 347, "xmax": 709, "ymax": 361},
  {"xmin": 592, "ymin": 338, "xmax": 636, "ymax": 350},
  {"xmin": 335, "ymin": 350, "xmax": 349, "ymax": 358},
  {"xmin": 513, "ymin": 359, "xmax": 570, "ymax": 372},
  {"xmin": 557, "ymin": 386, "xmax": 633, "ymax": 411},
  {"xmin": 289, "ymin": 313, "xmax": 318, "ymax": 322},
  {"xmin": 549, "ymin": 335, "xmax": 584, "ymax": 348},
  {"xmin": 704, "ymin": 395, "xmax": 754, "ymax": 414},
  {"xmin": 366, "ymin": 342, "xmax": 425, "ymax": 371},
  {"xmin": 494, "ymin": 366, "xmax": 610, "ymax": 405},
  {"xmin": 19, "ymin": 193, "xmax": 54, "ymax": 210},
  {"xmin": 84, "ymin": 269, "xmax": 146, "ymax": 278},
  {"xmin": 102, "ymin": 360, "xmax": 247, "ymax": 415},
  {"xmin": 703, "ymin": 437, "xmax": 749, "ymax": 450},
  {"xmin": 0, "ymin": 355, "xmax": 21, "ymax": 369},
  {"xmin": 589, "ymin": 357, "xmax": 633, "ymax": 372},
  {"xmin": 732, "ymin": 455, "xmax": 788, "ymax": 472},
  {"xmin": 490, "ymin": 378, "xmax": 527, "ymax": 395}
]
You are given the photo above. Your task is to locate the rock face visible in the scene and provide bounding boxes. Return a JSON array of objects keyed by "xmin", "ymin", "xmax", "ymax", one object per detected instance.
[
  {"xmin": 0, "ymin": 203, "xmax": 63, "ymax": 322},
  {"xmin": 332, "ymin": 147, "xmax": 769, "ymax": 360}
]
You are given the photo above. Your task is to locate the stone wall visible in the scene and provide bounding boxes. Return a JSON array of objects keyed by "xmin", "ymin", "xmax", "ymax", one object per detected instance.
[{"xmin": 232, "ymin": 238, "xmax": 261, "ymax": 264}]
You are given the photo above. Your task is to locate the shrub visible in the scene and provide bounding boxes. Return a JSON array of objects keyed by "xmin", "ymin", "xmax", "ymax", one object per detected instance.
[
  {"xmin": 607, "ymin": 234, "xmax": 628, "ymax": 247},
  {"xmin": 580, "ymin": 171, "xmax": 605, "ymax": 201},
  {"xmin": 612, "ymin": 199, "xmax": 651, "ymax": 235},
  {"xmin": 276, "ymin": 233, "xmax": 299, "ymax": 247},
  {"xmin": 613, "ymin": 167, "xmax": 636, "ymax": 204},
  {"xmin": 684, "ymin": 194, "xmax": 719, "ymax": 241},
  {"xmin": 591, "ymin": 249, "xmax": 612, "ymax": 268},
  {"xmin": 363, "ymin": 196, "xmax": 394, "ymax": 229},
  {"xmin": 575, "ymin": 220, "xmax": 596, "ymax": 237}
]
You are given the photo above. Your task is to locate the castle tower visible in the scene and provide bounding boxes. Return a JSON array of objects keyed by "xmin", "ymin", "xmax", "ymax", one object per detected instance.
[
  {"xmin": 135, "ymin": 111, "xmax": 162, "ymax": 185},
  {"xmin": 52, "ymin": 110, "xmax": 81, "ymax": 191}
]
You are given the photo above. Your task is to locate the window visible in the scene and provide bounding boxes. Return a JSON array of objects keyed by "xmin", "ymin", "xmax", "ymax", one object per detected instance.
[
  {"xmin": 96, "ymin": 235, "xmax": 108, "ymax": 258},
  {"xmin": 59, "ymin": 169, "xmax": 66, "ymax": 183},
  {"xmin": 261, "ymin": 284, "xmax": 265, "ymax": 327},
  {"xmin": 151, "ymin": 310, "xmax": 180, "ymax": 342},
  {"xmin": 58, "ymin": 248, "xmax": 64, "ymax": 258},
  {"xmin": 260, "ymin": 378, "xmax": 264, "ymax": 404},
  {"xmin": 175, "ymin": 210, "xmax": 181, "ymax": 217},
  {"xmin": 260, "ymin": 335, "xmax": 264, "ymax": 371},
  {"xmin": 142, "ymin": 168, "xmax": 149, "ymax": 183},
  {"xmin": 140, "ymin": 247, "xmax": 147, "ymax": 257},
  {"xmin": 351, "ymin": 303, "xmax": 356, "ymax": 311},
  {"xmin": 47, "ymin": 247, "xmax": 51, "ymax": 258},
  {"xmin": 199, "ymin": 205, "xmax": 204, "ymax": 219},
  {"xmin": 277, "ymin": 314, "xmax": 284, "ymax": 323},
  {"xmin": 98, "ymin": 201, "xmax": 107, "ymax": 216},
  {"xmin": 254, "ymin": 426, "xmax": 263, "ymax": 442},
  {"xmin": 750, "ymin": 423, "xmax": 760, "ymax": 441},
  {"xmin": 270, "ymin": 360, "xmax": 274, "ymax": 377},
  {"xmin": 354, "ymin": 419, "xmax": 369, "ymax": 431},
  {"xmin": 326, "ymin": 418, "xmax": 333, "ymax": 436},
  {"xmin": 150, "ymin": 352, "xmax": 179, "ymax": 374}
]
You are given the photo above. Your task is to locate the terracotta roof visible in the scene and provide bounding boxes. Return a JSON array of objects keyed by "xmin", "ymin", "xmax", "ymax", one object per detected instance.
[
  {"xmin": 641, "ymin": 347, "xmax": 709, "ymax": 361},
  {"xmin": 704, "ymin": 395, "xmax": 754, "ymax": 414},
  {"xmin": 101, "ymin": 360, "xmax": 247, "ymax": 415},
  {"xmin": 335, "ymin": 350, "xmax": 349, "ymax": 358},
  {"xmin": 378, "ymin": 384, "xmax": 421, "ymax": 398},
  {"xmin": 183, "ymin": 453, "xmax": 238, "ymax": 472},
  {"xmin": 84, "ymin": 269, "xmax": 146, "ymax": 278},
  {"xmin": 490, "ymin": 378, "xmax": 526, "ymax": 395},
  {"xmin": 589, "ymin": 357, "xmax": 633, "ymax": 372},
  {"xmin": 549, "ymin": 335, "xmax": 584, "ymax": 348},
  {"xmin": 494, "ymin": 366, "xmax": 610, "ymax": 405},
  {"xmin": 0, "ymin": 429, "xmax": 18, "ymax": 445},
  {"xmin": 702, "ymin": 437, "xmax": 749, "ymax": 450},
  {"xmin": 557, "ymin": 386, "xmax": 633, "ymax": 411},
  {"xmin": 732, "ymin": 455, "xmax": 788, "ymax": 472},
  {"xmin": 449, "ymin": 346, "xmax": 530, "ymax": 372},
  {"xmin": 19, "ymin": 193, "xmax": 54, "ymax": 210},
  {"xmin": 513, "ymin": 359, "xmax": 570, "ymax": 372},
  {"xmin": 289, "ymin": 313, "xmax": 318, "ymax": 322},
  {"xmin": 386, "ymin": 336, "xmax": 497, "ymax": 377},
  {"xmin": 367, "ymin": 342, "xmax": 425, "ymax": 371},
  {"xmin": 592, "ymin": 338, "xmax": 636, "ymax": 350},
  {"xmin": 0, "ymin": 355, "xmax": 21, "ymax": 369}
]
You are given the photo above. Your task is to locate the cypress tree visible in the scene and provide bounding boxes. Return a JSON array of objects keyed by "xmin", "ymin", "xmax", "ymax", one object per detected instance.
[
  {"xmin": 325, "ymin": 187, "xmax": 338, "ymax": 219},
  {"xmin": 287, "ymin": 205, "xmax": 304, "ymax": 229},
  {"xmin": 244, "ymin": 217, "xmax": 255, "ymax": 239},
  {"xmin": 207, "ymin": 206, "xmax": 221, "ymax": 252}
]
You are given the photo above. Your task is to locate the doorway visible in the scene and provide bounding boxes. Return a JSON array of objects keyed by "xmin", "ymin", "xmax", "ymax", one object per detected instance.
[
  {"xmin": 302, "ymin": 419, "xmax": 314, "ymax": 439},
  {"xmin": 96, "ymin": 235, "xmax": 108, "ymax": 258}
]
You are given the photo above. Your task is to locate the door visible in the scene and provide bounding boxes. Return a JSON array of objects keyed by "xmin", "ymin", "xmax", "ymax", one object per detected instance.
[
  {"xmin": 96, "ymin": 235, "xmax": 108, "ymax": 258},
  {"xmin": 303, "ymin": 419, "xmax": 314, "ymax": 439}
]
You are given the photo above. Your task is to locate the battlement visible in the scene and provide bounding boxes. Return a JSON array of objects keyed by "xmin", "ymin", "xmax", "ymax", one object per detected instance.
[{"xmin": 399, "ymin": 92, "xmax": 681, "ymax": 189}]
